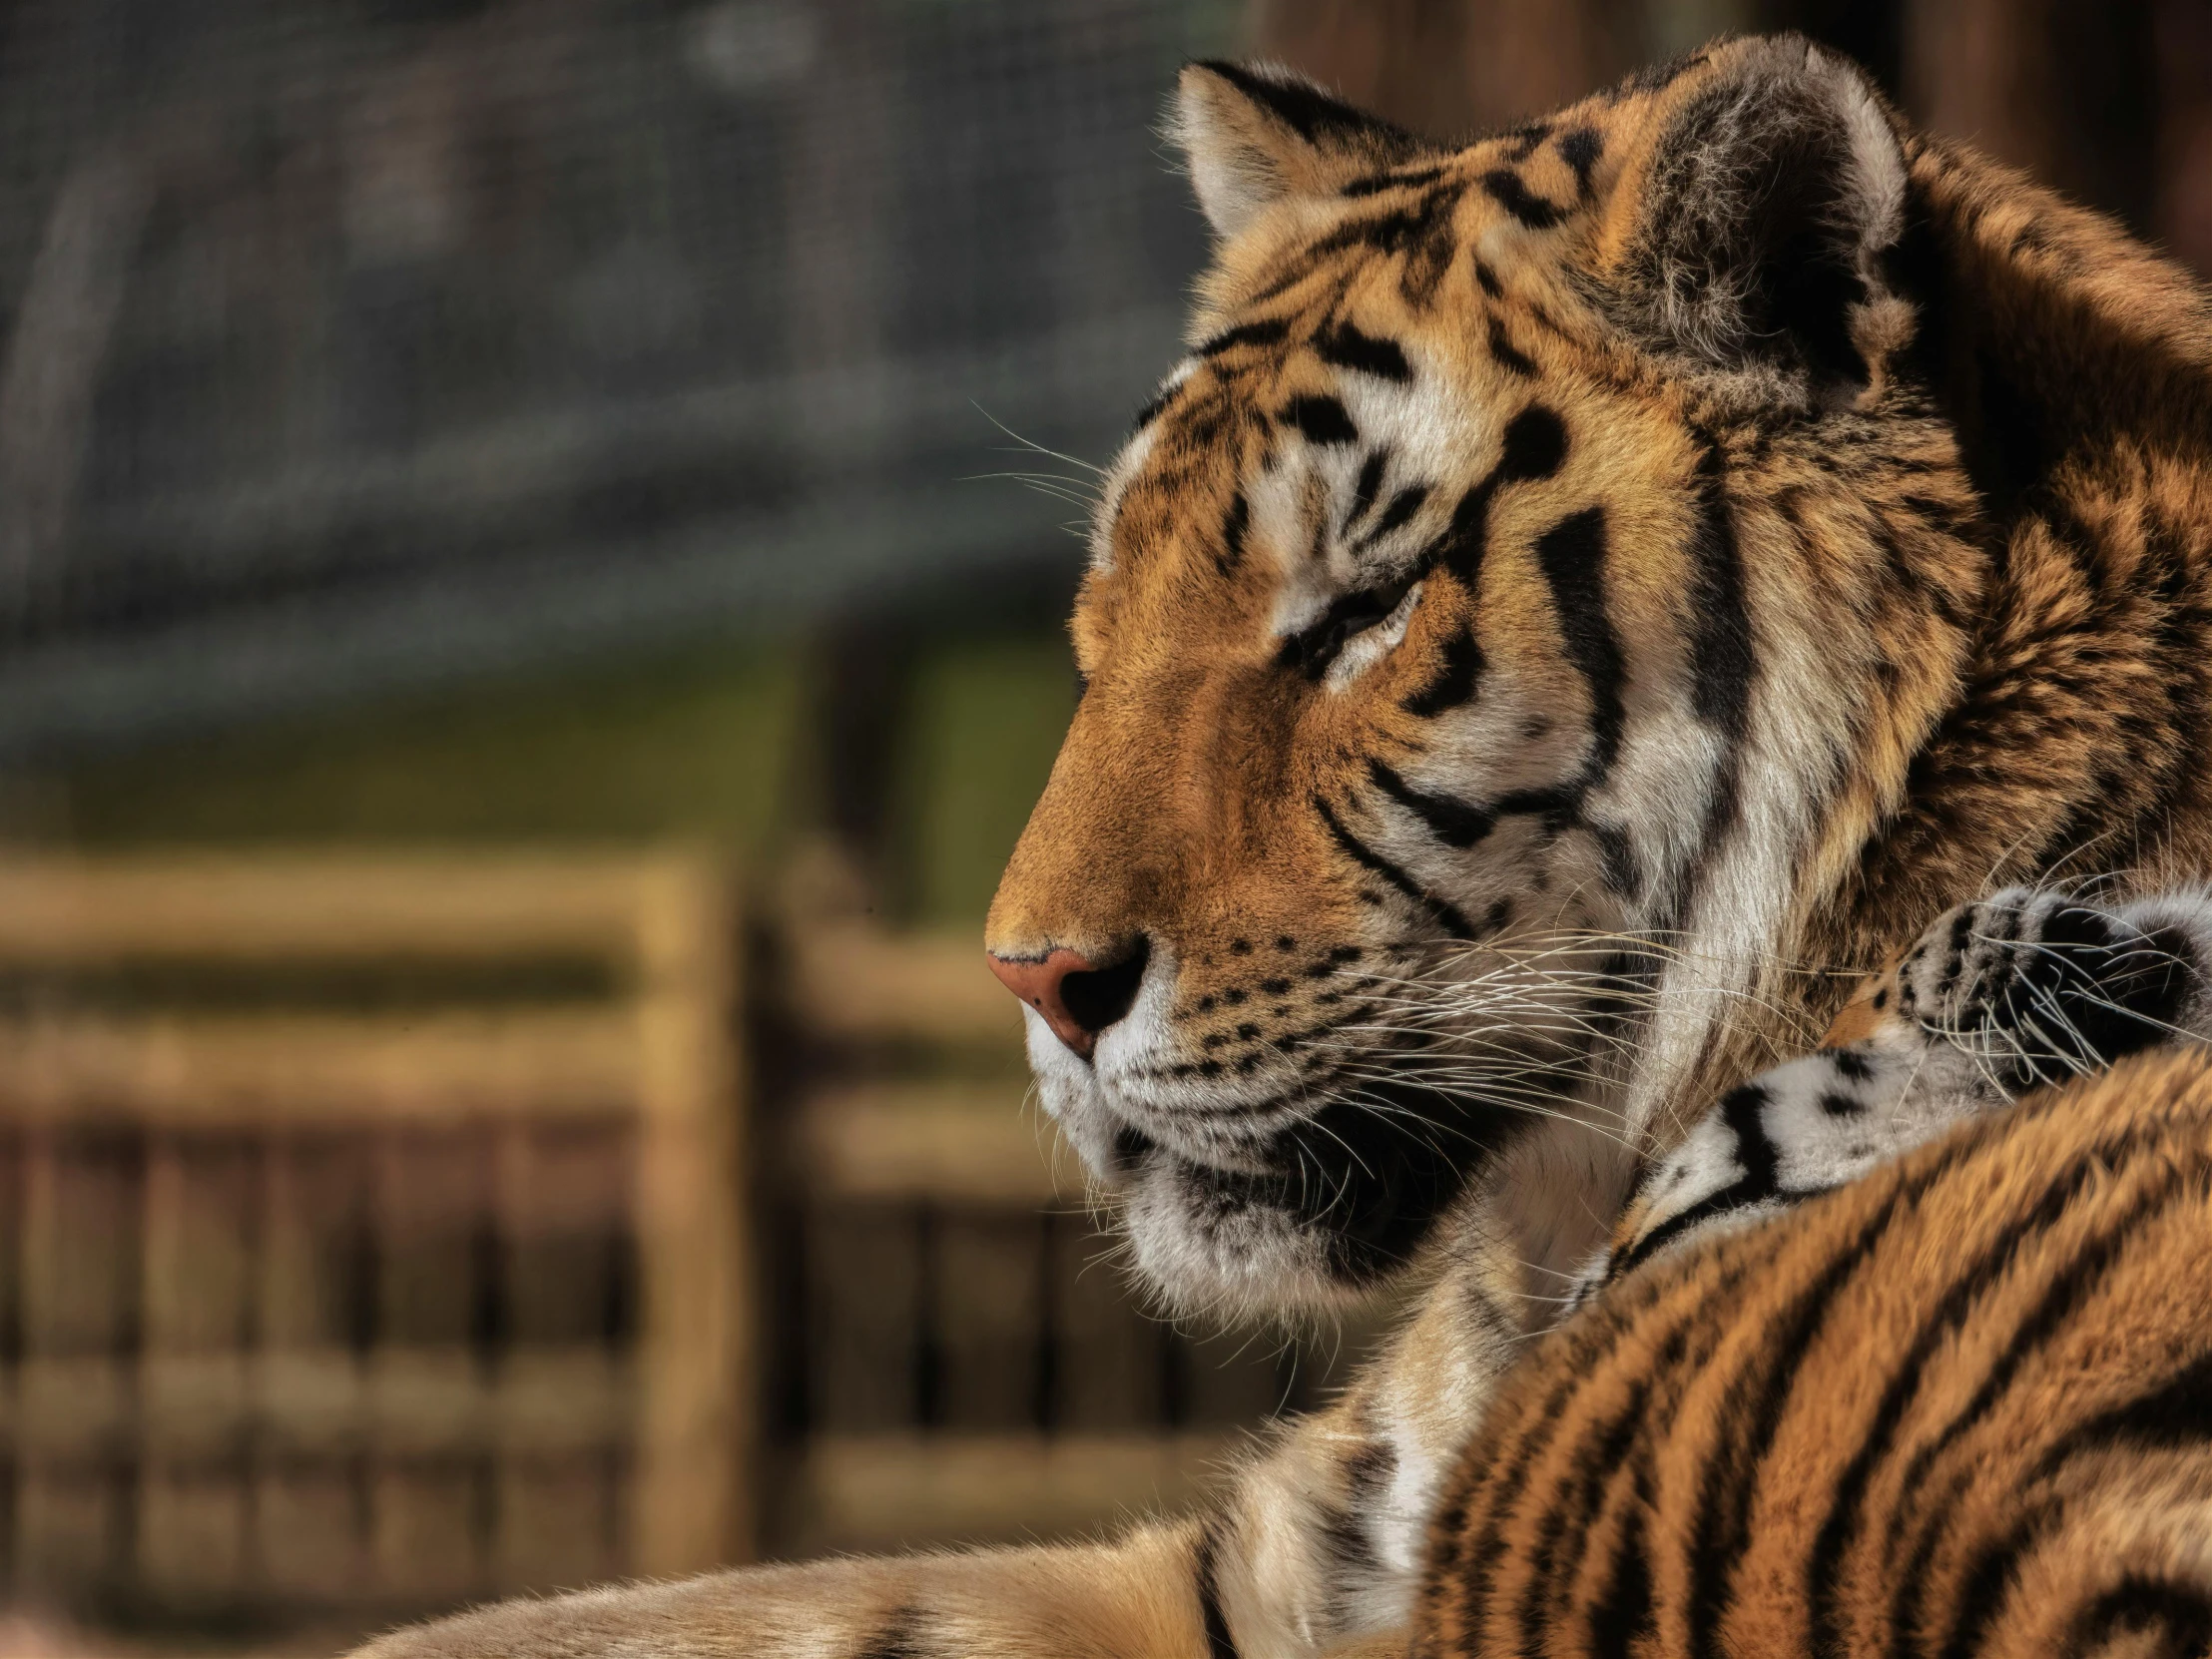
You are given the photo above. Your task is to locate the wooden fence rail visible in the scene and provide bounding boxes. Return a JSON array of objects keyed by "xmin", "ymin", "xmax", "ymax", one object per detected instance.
[
  {"xmin": 0, "ymin": 849, "xmax": 1345, "ymax": 1638},
  {"xmin": 0, "ymin": 851, "xmax": 748, "ymax": 1622}
]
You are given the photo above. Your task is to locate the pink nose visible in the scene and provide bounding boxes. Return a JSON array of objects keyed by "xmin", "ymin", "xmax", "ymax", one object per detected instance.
[{"xmin": 986, "ymin": 942, "xmax": 1149, "ymax": 1060}]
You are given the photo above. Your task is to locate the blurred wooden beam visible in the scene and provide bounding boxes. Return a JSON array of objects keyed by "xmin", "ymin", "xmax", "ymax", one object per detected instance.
[
  {"xmin": 0, "ymin": 1011, "xmax": 639, "ymax": 1125},
  {"xmin": 796, "ymin": 1080, "xmax": 1077, "ymax": 1204},
  {"xmin": 2154, "ymin": 0, "xmax": 2212, "ymax": 275},
  {"xmin": 1248, "ymin": 0, "xmax": 1642, "ymax": 137},
  {"xmin": 0, "ymin": 851, "xmax": 673, "ymax": 962},
  {"xmin": 1903, "ymin": 0, "xmax": 2159, "ymax": 235}
]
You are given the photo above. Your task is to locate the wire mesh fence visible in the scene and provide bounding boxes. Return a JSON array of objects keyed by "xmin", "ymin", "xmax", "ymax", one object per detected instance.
[{"xmin": 0, "ymin": 0, "xmax": 1234, "ymax": 760}]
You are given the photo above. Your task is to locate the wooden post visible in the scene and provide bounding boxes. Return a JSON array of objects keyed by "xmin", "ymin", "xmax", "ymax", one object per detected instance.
[{"xmin": 629, "ymin": 856, "xmax": 749, "ymax": 1573}]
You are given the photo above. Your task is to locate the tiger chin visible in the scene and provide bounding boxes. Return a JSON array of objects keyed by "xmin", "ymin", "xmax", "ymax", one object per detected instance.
[{"xmin": 356, "ymin": 30, "xmax": 2212, "ymax": 1659}]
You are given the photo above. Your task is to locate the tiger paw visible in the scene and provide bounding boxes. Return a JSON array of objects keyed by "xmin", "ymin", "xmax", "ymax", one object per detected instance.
[{"xmin": 1855, "ymin": 886, "xmax": 2209, "ymax": 1088}]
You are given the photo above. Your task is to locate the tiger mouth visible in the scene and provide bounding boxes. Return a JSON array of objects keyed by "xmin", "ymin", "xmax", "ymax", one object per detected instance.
[{"xmin": 1118, "ymin": 1073, "xmax": 1538, "ymax": 1285}]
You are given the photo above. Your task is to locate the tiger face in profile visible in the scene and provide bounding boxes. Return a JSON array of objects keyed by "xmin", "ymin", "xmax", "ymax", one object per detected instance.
[
  {"xmin": 983, "ymin": 31, "xmax": 1988, "ymax": 1324},
  {"xmin": 360, "ymin": 33, "xmax": 2212, "ymax": 1659}
]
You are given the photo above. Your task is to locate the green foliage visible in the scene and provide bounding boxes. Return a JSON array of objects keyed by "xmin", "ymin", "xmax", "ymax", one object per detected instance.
[
  {"xmin": 895, "ymin": 636, "xmax": 1076, "ymax": 928},
  {"xmin": 52, "ymin": 642, "xmax": 805, "ymax": 854}
]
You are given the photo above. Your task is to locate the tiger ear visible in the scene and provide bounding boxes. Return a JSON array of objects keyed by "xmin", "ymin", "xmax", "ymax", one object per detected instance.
[
  {"xmin": 1609, "ymin": 36, "xmax": 1912, "ymax": 399},
  {"xmin": 1172, "ymin": 61, "xmax": 1428, "ymax": 241}
]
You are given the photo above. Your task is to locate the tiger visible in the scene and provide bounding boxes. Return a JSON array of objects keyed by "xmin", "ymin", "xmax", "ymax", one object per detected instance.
[
  {"xmin": 1572, "ymin": 883, "xmax": 2212, "ymax": 1307},
  {"xmin": 356, "ymin": 31, "xmax": 2212, "ymax": 1659},
  {"xmin": 1417, "ymin": 892, "xmax": 2212, "ymax": 1659}
]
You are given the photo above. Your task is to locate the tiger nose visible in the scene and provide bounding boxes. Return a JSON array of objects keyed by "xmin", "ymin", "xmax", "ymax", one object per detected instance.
[{"xmin": 986, "ymin": 939, "xmax": 1151, "ymax": 1060}]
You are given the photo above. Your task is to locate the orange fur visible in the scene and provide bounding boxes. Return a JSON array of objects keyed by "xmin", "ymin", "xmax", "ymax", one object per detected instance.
[{"xmin": 1417, "ymin": 1047, "xmax": 2212, "ymax": 1658}]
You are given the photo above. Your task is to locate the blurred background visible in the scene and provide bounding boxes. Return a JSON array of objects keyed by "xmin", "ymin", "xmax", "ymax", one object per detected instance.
[{"xmin": 0, "ymin": 0, "xmax": 2202, "ymax": 1651}]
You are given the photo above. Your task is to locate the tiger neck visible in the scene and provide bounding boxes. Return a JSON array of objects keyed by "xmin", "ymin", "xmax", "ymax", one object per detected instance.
[
  {"xmin": 1814, "ymin": 137, "xmax": 2212, "ymax": 1000},
  {"xmin": 1618, "ymin": 143, "xmax": 2212, "ymax": 1146}
]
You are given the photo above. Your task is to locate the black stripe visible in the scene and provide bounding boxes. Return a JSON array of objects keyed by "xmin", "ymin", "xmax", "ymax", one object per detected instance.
[
  {"xmin": 1931, "ymin": 1496, "xmax": 2063, "ymax": 1659},
  {"xmin": 1513, "ymin": 1375, "xmax": 1652, "ymax": 1652},
  {"xmin": 1217, "ymin": 491, "xmax": 1249, "ymax": 577},
  {"xmin": 1487, "ymin": 312, "xmax": 1538, "ymax": 377},
  {"xmin": 854, "ymin": 1606, "xmax": 927, "ymax": 1659},
  {"xmin": 1367, "ymin": 482, "xmax": 1428, "ymax": 541},
  {"xmin": 1677, "ymin": 1138, "xmax": 1990, "ymax": 1659},
  {"xmin": 1586, "ymin": 1459, "xmax": 1657, "ymax": 1659},
  {"xmin": 1307, "ymin": 193, "xmax": 1457, "ymax": 263},
  {"xmin": 1490, "ymin": 783, "xmax": 1580, "ymax": 829},
  {"xmin": 1502, "ymin": 119, "xmax": 1551, "ymax": 160},
  {"xmin": 1481, "ymin": 168, "xmax": 1568, "ymax": 230},
  {"xmin": 2030, "ymin": 1352, "xmax": 2212, "ymax": 1480},
  {"xmin": 1198, "ymin": 317, "xmax": 1291, "ymax": 356},
  {"xmin": 1402, "ymin": 624, "xmax": 1483, "ymax": 716},
  {"xmin": 1423, "ymin": 404, "xmax": 1567, "ymax": 591},
  {"xmin": 1131, "ymin": 383, "xmax": 1176, "ymax": 432},
  {"xmin": 1593, "ymin": 823, "xmax": 1642, "ymax": 900},
  {"xmin": 1533, "ymin": 506, "xmax": 1627, "ymax": 783},
  {"xmin": 1346, "ymin": 450, "xmax": 1388, "ymax": 530},
  {"xmin": 1192, "ymin": 1519, "xmax": 1241, "ymax": 1659},
  {"xmin": 1316, "ymin": 320, "xmax": 1412, "ymax": 381},
  {"xmin": 1613, "ymin": 1083, "xmax": 1777, "ymax": 1279},
  {"xmin": 1284, "ymin": 394, "xmax": 1359, "ymax": 446},
  {"xmin": 1683, "ymin": 444, "xmax": 1753, "ymax": 742},
  {"xmin": 1316, "ymin": 1497, "xmax": 1380, "ymax": 1618},
  {"xmin": 1556, "ymin": 127, "xmax": 1603, "ymax": 197},
  {"xmin": 2064, "ymin": 1578, "xmax": 2212, "ymax": 1658},
  {"xmin": 1341, "ymin": 162, "xmax": 1448, "ymax": 198},
  {"xmin": 1344, "ymin": 1434, "xmax": 1396, "ymax": 1511},
  {"xmin": 1867, "ymin": 1157, "xmax": 2198, "ymax": 1659},
  {"xmin": 1314, "ymin": 793, "xmax": 1479, "ymax": 939},
  {"xmin": 1472, "ymin": 258, "xmax": 1504, "ymax": 298},
  {"xmin": 1193, "ymin": 60, "xmax": 1416, "ymax": 152},
  {"xmin": 1368, "ymin": 758, "xmax": 1498, "ymax": 848},
  {"xmin": 1432, "ymin": 478, "xmax": 1495, "ymax": 591},
  {"xmin": 1496, "ymin": 404, "xmax": 1570, "ymax": 484}
]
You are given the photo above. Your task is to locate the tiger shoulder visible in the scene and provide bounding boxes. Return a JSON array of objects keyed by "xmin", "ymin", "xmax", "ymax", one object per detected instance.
[{"xmin": 1416, "ymin": 1043, "xmax": 2212, "ymax": 1659}]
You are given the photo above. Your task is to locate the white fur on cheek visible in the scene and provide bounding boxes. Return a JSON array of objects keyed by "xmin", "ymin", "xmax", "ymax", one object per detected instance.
[
  {"xmin": 1024, "ymin": 1009, "xmax": 1123, "ymax": 1180},
  {"xmin": 1088, "ymin": 390, "xmax": 1175, "ymax": 575}
]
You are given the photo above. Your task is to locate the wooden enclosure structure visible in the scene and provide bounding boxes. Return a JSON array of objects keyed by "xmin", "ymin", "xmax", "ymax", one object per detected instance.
[
  {"xmin": 0, "ymin": 849, "xmax": 1346, "ymax": 1639},
  {"xmin": 0, "ymin": 852, "xmax": 748, "ymax": 1626},
  {"xmin": 762, "ymin": 897, "xmax": 1287, "ymax": 1559}
]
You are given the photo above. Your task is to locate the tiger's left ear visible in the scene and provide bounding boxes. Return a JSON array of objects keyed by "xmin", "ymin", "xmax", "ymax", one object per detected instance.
[
  {"xmin": 1172, "ymin": 61, "xmax": 1429, "ymax": 241},
  {"xmin": 1606, "ymin": 36, "xmax": 1913, "ymax": 402}
]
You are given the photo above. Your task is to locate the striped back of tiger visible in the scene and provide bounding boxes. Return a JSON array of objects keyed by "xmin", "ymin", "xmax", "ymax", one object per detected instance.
[{"xmin": 1416, "ymin": 1045, "xmax": 2212, "ymax": 1659}]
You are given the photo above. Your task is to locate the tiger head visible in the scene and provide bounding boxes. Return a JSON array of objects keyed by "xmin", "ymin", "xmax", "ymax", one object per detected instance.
[{"xmin": 984, "ymin": 36, "xmax": 1985, "ymax": 1320}]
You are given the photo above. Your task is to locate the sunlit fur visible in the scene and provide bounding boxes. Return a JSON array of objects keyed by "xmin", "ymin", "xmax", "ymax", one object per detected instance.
[
  {"xmin": 988, "ymin": 28, "xmax": 2212, "ymax": 1338},
  {"xmin": 358, "ymin": 35, "xmax": 2212, "ymax": 1659},
  {"xmin": 1418, "ymin": 1045, "xmax": 2212, "ymax": 1659}
]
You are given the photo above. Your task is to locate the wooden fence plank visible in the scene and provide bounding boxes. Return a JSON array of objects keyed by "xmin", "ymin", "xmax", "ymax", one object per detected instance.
[
  {"xmin": 0, "ymin": 849, "xmax": 748, "ymax": 1619},
  {"xmin": 0, "ymin": 855, "xmax": 661, "ymax": 963},
  {"xmin": 795, "ymin": 1081, "xmax": 1076, "ymax": 1204},
  {"xmin": 630, "ymin": 858, "xmax": 748, "ymax": 1575},
  {"xmin": 0, "ymin": 1011, "xmax": 640, "ymax": 1126},
  {"xmin": 787, "ymin": 920, "xmax": 1017, "ymax": 1047}
]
